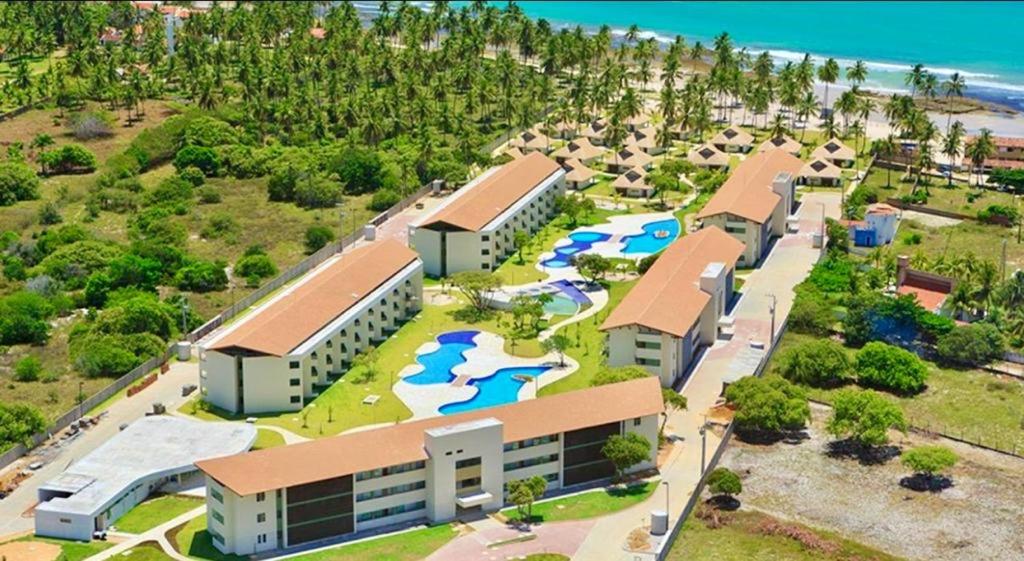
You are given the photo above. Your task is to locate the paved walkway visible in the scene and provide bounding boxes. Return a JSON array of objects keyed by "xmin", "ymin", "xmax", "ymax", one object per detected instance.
[{"xmin": 426, "ymin": 519, "xmax": 596, "ymax": 561}]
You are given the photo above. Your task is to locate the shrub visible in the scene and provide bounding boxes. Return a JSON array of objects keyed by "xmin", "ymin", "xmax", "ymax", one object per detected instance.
[
  {"xmin": 173, "ymin": 145, "xmax": 220, "ymax": 176},
  {"xmin": 13, "ymin": 356, "xmax": 42, "ymax": 382},
  {"xmin": 38, "ymin": 202, "xmax": 62, "ymax": 225},
  {"xmin": 146, "ymin": 176, "xmax": 194, "ymax": 206},
  {"xmin": 201, "ymin": 212, "xmax": 239, "ymax": 240},
  {"xmin": 178, "ymin": 166, "xmax": 206, "ymax": 187},
  {"xmin": 39, "ymin": 144, "xmax": 97, "ymax": 175},
  {"xmin": 977, "ymin": 204, "xmax": 1018, "ymax": 226},
  {"xmin": 0, "ymin": 403, "xmax": 47, "ymax": 449},
  {"xmin": 901, "ymin": 445, "xmax": 958, "ymax": 476},
  {"xmin": 127, "ymin": 114, "xmax": 189, "ymax": 169},
  {"xmin": 825, "ymin": 218, "xmax": 849, "ymax": 253},
  {"xmin": 902, "ymin": 232, "xmax": 922, "ymax": 245},
  {"xmin": 706, "ymin": 467, "xmax": 742, "ymax": 497},
  {"xmin": 826, "ymin": 388, "xmax": 907, "ymax": 446},
  {"xmin": 304, "ymin": 225, "xmax": 335, "ymax": 254},
  {"xmin": 0, "ymin": 162, "xmax": 41, "ymax": 206},
  {"xmin": 935, "ymin": 323, "xmax": 1006, "ymax": 367},
  {"xmin": 368, "ymin": 189, "xmax": 401, "ymax": 211},
  {"xmin": 294, "ymin": 175, "xmax": 342, "ymax": 208},
  {"xmin": 217, "ymin": 144, "xmax": 269, "ymax": 178},
  {"xmin": 67, "ymin": 110, "xmax": 113, "ymax": 140},
  {"xmin": 3, "ymin": 256, "xmax": 26, "ymax": 281},
  {"xmin": 196, "ymin": 186, "xmax": 221, "ymax": 204},
  {"xmin": 71, "ymin": 332, "xmax": 166, "ymax": 378},
  {"xmin": 34, "ymin": 240, "xmax": 122, "ymax": 287},
  {"xmin": 331, "ymin": 147, "xmax": 387, "ymax": 195},
  {"xmin": 788, "ymin": 290, "xmax": 835, "ymax": 335},
  {"xmin": 267, "ymin": 165, "xmax": 303, "ymax": 202},
  {"xmin": 775, "ymin": 339, "xmax": 853, "ymax": 388},
  {"xmin": 0, "ymin": 291, "xmax": 55, "ymax": 345},
  {"xmin": 175, "ymin": 261, "xmax": 228, "ymax": 292},
  {"xmin": 235, "ymin": 253, "xmax": 277, "ymax": 281},
  {"xmin": 855, "ymin": 341, "xmax": 929, "ymax": 394},
  {"xmin": 724, "ymin": 375, "xmax": 810, "ymax": 433},
  {"xmin": 182, "ymin": 116, "xmax": 237, "ymax": 147},
  {"xmin": 637, "ymin": 253, "xmax": 659, "ymax": 274}
]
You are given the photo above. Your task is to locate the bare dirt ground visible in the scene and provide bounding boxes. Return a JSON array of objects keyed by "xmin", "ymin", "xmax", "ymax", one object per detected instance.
[{"xmin": 719, "ymin": 406, "xmax": 1024, "ymax": 561}]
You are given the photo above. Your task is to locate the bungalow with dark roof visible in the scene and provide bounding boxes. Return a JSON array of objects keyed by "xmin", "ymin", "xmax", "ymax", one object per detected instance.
[
  {"xmin": 800, "ymin": 157, "xmax": 843, "ymax": 186},
  {"xmin": 812, "ymin": 138, "xmax": 856, "ymax": 167},
  {"xmin": 710, "ymin": 126, "xmax": 754, "ymax": 153},
  {"xmin": 688, "ymin": 143, "xmax": 729, "ymax": 170},
  {"xmin": 604, "ymin": 145, "xmax": 654, "ymax": 174}
]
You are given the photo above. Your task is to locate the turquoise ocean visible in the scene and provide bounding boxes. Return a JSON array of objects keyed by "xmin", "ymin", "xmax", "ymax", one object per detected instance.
[{"xmin": 359, "ymin": 1, "xmax": 1024, "ymax": 111}]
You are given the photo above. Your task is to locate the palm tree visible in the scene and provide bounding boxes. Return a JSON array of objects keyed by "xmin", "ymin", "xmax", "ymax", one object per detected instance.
[
  {"xmin": 941, "ymin": 121, "xmax": 965, "ymax": 187},
  {"xmin": 941, "ymin": 72, "xmax": 966, "ymax": 134},
  {"xmin": 965, "ymin": 128, "xmax": 995, "ymax": 186},
  {"xmin": 846, "ymin": 60, "xmax": 868, "ymax": 87},
  {"xmin": 817, "ymin": 57, "xmax": 840, "ymax": 118},
  {"xmin": 872, "ymin": 135, "xmax": 899, "ymax": 188},
  {"xmin": 905, "ymin": 63, "xmax": 926, "ymax": 97}
]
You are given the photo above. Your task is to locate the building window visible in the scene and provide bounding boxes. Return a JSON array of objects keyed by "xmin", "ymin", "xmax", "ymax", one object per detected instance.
[
  {"xmin": 636, "ymin": 341, "xmax": 661, "ymax": 350},
  {"xmin": 59, "ymin": 518, "xmax": 71, "ymax": 524},
  {"xmin": 211, "ymin": 489, "xmax": 224, "ymax": 503},
  {"xmin": 356, "ymin": 480, "xmax": 426, "ymax": 502},
  {"xmin": 455, "ymin": 457, "xmax": 481, "ymax": 469},
  {"xmin": 504, "ymin": 454, "xmax": 559, "ymax": 471},
  {"xmin": 481, "ymin": 249, "xmax": 490, "ymax": 255},
  {"xmin": 290, "ymin": 395, "xmax": 301, "ymax": 404},
  {"xmin": 633, "ymin": 418, "xmax": 642, "ymax": 427},
  {"xmin": 482, "ymin": 263, "xmax": 490, "ymax": 269},
  {"xmin": 211, "ymin": 510, "xmax": 224, "ymax": 524},
  {"xmin": 637, "ymin": 357, "xmax": 661, "ymax": 367},
  {"xmin": 326, "ymin": 340, "xmax": 333, "ymax": 348},
  {"xmin": 481, "ymin": 235, "xmax": 490, "ymax": 241},
  {"xmin": 356, "ymin": 501, "xmax": 426, "ymax": 522},
  {"xmin": 289, "ymin": 378, "xmax": 300, "ymax": 387},
  {"xmin": 256, "ymin": 492, "xmax": 265, "ymax": 502},
  {"xmin": 257, "ymin": 513, "xmax": 266, "ymax": 523},
  {"xmin": 289, "ymin": 361, "xmax": 300, "ymax": 369},
  {"xmin": 725, "ymin": 225, "xmax": 746, "ymax": 234},
  {"xmin": 211, "ymin": 531, "xmax": 225, "ymax": 545},
  {"xmin": 503, "ymin": 434, "xmax": 558, "ymax": 451},
  {"xmin": 456, "ymin": 477, "xmax": 481, "ymax": 490},
  {"xmin": 257, "ymin": 534, "xmax": 267, "ymax": 544},
  {"xmin": 356, "ymin": 460, "xmax": 426, "ymax": 481}
]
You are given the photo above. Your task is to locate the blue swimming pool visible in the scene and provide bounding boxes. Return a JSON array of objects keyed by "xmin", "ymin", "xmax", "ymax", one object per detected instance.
[
  {"xmin": 543, "ymin": 294, "xmax": 579, "ymax": 316},
  {"xmin": 541, "ymin": 230, "xmax": 611, "ymax": 268},
  {"xmin": 621, "ymin": 218, "xmax": 681, "ymax": 255},
  {"xmin": 439, "ymin": 365, "xmax": 552, "ymax": 415},
  {"xmin": 403, "ymin": 330, "xmax": 479, "ymax": 385}
]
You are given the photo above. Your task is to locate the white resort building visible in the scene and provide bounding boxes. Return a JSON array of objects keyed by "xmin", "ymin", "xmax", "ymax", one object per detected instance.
[
  {"xmin": 696, "ymin": 149, "xmax": 803, "ymax": 266},
  {"xmin": 195, "ymin": 378, "xmax": 662, "ymax": 555},
  {"xmin": 600, "ymin": 228, "xmax": 744, "ymax": 386},
  {"xmin": 199, "ymin": 240, "xmax": 423, "ymax": 414},
  {"xmin": 410, "ymin": 152, "xmax": 566, "ymax": 277}
]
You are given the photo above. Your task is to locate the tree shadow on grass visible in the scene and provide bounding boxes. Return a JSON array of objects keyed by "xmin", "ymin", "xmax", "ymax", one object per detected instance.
[
  {"xmin": 825, "ymin": 438, "xmax": 901, "ymax": 466},
  {"xmin": 899, "ymin": 473, "xmax": 954, "ymax": 493},
  {"xmin": 704, "ymin": 495, "xmax": 741, "ymax": 511}
]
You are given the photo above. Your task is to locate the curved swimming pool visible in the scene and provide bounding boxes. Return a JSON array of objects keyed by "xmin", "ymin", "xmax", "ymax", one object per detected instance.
[
  {"xmin": 403, "ymin": 330, "xmax": 479, "ymax": 385},
  {"xmin": 541, "ymin": 231, "xmax": 611, "ymax": 268},
  {"xmin": 439, "ymin": 365, "xmax": 551, "ymax": 415},
  {"xmin": 621, "ymin": 218, "xmax": 681, "ymax": 255}
]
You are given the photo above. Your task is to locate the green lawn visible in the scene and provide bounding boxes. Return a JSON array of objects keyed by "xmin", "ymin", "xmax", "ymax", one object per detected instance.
[
  {"xmin": 116, "ymin": 494, "xmax": 205, "ymax": 534},
  {"xmin": 120, "ymin": 543, "xmax": 177, "ymax": 561},
  {"xmin": 170, "ymin": 515, "xmax": 459, "ymax": 561},
  {"xmin": 894, "ymin": 218, "xmax": 1024, "ymax": 271},
  {"xmin": 668, "ymin": 509, "xmax": 905, "ymax": 561},
  {"xmin": 770, "ymin": 332, "xmax": 1024, "ymax": 452},
  {"xmin": 882, "ymin": 173, "xmax": 1018, "ymax": 217},
  {"xmin": 493, "ymin": 207, "xmax": 629, "ymax": 285},
  {"xmin": 185, "ymin": 296, "xmax": 558, "ymax": 438},
  {"xmin": 4, "ymin": 537, "xmax": 113, "ymax": 561},
  {"xmin": 252, "ymin": 428, "xmax": 286, "ymax": 450},
  {"xmin": 539, "ymin": 279, "xmax": 635, "ymax": 395},
  {"xmin": 501, "ymin": 481, "xmax": 657, "ymax": 523}
]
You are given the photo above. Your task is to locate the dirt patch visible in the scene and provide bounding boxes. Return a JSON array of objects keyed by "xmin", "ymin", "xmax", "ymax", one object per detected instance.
[
  {"xmin": 0, "ymin": 541, "xmax": 62, "ymax": 561},
  {"xmin": 899, "ymin": 210, "xmax": 962, "ymax": 228},
  {"xmin": 718, "ymin": 408, "xmax": 1024, "ymax": 561}
]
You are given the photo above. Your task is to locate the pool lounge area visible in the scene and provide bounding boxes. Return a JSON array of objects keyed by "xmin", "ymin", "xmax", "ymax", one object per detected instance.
[{"xmin": 394, "ymin": 330, "xmax": 577, "ymax": 418}]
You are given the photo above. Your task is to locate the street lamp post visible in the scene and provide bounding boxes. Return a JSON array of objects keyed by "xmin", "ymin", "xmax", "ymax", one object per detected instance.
[
  {"xmin": 698, "ymin": 422, "xmax": 707, "ymax": 475},
  {"xmin": 78, "ymin": 381, "xmax": 85, "ymax": 420},
  {"xmin": 662, "ymin": 481, "xmax": 670, "ymax": 520},
  {"xmin": 767, "ymin": 293, "xmax": 777, "ymax": 344}
]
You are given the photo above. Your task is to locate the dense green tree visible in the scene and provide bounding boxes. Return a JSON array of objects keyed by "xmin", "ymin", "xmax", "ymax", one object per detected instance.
[
  {"xmin": 724, "ymin": 375, "xmax": 810, "ymax": 434},
  {"xmin": 855, "ymin": 341, "xmax": 929, "ymax": 394},
  {"xmin": 601, "ymin": 432, "xmax": 651, "ymax": 480},
  {"xmin": 935, "ymin": 323, "xmax": 1006, "ymax": 367},
  {"xmin": 826, "ymin": 388, "xmax": 907, "ymax": 447},
  {"xmin": 775, "ymin": 339, "xmax": 853, "ymax": 388}
]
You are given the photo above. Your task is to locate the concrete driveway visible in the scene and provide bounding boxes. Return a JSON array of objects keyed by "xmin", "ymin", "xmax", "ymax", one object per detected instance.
[{"xmin": 0, "ymin": 361, "xmax": 200, "ymax": 539}]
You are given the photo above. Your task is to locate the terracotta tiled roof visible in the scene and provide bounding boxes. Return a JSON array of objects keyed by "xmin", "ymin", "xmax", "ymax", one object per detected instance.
[
  {"xmin": 206, "ymin": 240, "xmax": 419, "ymax": 356},
  {"xmin": 601, "ymin": 227, "xmax": 743, "ymax": 337},
  {"xmin": 697, "ymin": 149, "xmax": 803, "ymax": 224},
  {"xmin": 418, "ymin": 152, "xmax": 563, "ymax": 232},
  {"xmin": 196, "ymin": 377, "xmax": 664, "ymax": 496},
  {"xmin": 966, "ymin": 135, "xmax": 1024, "ymax": 149}
]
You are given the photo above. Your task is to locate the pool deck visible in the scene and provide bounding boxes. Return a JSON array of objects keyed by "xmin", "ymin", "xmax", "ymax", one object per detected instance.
[
  {"xmin": 537, "ymin": 211, "xmax": 678, "ymax": 268},
  {"xmin": 393, "ymin": 331, "xmax": 579, "ymax": 419}
]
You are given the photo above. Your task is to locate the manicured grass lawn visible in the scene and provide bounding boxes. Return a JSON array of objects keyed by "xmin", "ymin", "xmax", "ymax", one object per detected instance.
[
  {"xmin": 288, "ymin": 524, "xmax": 460, "ymax": 561},
  {"xmin": 769, "ymin": 332, "xmax": 1024, "ymax": 452},
  {"xmin": 501, "ymin": 481, "xmax": 657, "ymax": 523},
  {"xmin": 252, "ymin": 428, "xmax": 286, "ymax": 450},
  {"xmin": 170, "ymin": 515, "xmax": 458, "ymax": 561},
  {"xmin": 583, "ymin": 177, "xmax": 616, "ymax": 197},
  {"xmin": 494, "ymin": 208, "xmax": 628, "ymax": 285},
  {"xmin": 5, "ymin": 537, "xmax": 113, "ymax": 561},
  {"xmin": 169, "ymin": 515, "xmax": 246, "ymax": 561},
  {"xmin": 120, "ymin": 542, "xmax": 176, "ymax": 561},
  {"xmin": 539, "ymin": 279, "xmax": 635, "ymax": 396},
  {"xmin": 116, "ymin": 494, "xmax": 205, "ymax": 534},
  {"xmin": 668, "ymin": 509, "xmax": 905, "ymax": 561}
]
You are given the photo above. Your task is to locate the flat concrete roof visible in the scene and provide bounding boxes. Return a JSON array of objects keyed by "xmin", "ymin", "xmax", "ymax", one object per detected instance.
[{"xmin": 37, "ymin": 416, "xmax": 255, "ymax": 517}]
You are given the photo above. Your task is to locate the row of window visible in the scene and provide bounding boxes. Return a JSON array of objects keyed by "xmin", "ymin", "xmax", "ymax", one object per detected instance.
[
  {"xmin": 456, "ymin": 477, "xmax": 481, "ymax": 490},
  {"xmin": 356, "ymin": 500, "xmax": 426, "ymax": 522},
  {"xmin": 356, "ymin": 460, "xmax": 426, "ymax": 481},
  {"xmin": 455, "ymin": 457, "xmax": 482, "ymax": 469},
  {"xmin": 504, "ymin": 472, "xmax": 558, "ymax": 492},
  {"xmin": 355, "ymin": 480, "xmax": 426, "ymax": 503},
  {"xmin": 637, "ymin": 357, "xmax": 661, "ymax": 367},
  {"xmin": 504, "ymin": 453, "xmax": 559, "ymax": 472},
  {"xmin": 503, "ymin": 434, "xmax": 558, "ymax": 452},
  {"xmin": 636, "ymin": 341, "xmax": 661, "ymax": 350}
]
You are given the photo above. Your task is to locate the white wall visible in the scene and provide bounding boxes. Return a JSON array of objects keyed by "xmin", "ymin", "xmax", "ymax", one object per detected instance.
[
  {"xmin": 200, "ymin": 351, "xmax": 239, "ymax": 413},
  {"xmin": 424, "ymin": 420, "xmax": 504, "ymax": 522}
]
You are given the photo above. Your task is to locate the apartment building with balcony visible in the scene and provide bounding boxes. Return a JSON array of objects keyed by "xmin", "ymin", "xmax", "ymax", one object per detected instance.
[
  {"xmin": 696, "ymin": 149, "xmax": 803, "ymax": 266},
  {"xmin": 409, "ymin": 152, "xmax": 566, "ymax": 277},
  {"xmin": 199, "ymin": 240, "xmax": 423, "ymax": 414},
  {"xmin": 600, "ymin": 228, "xmax": 744, "ymax": 386},
  {"xmin": 195, "ymin": 377, "xmax": 662, "ymax": 555}
]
